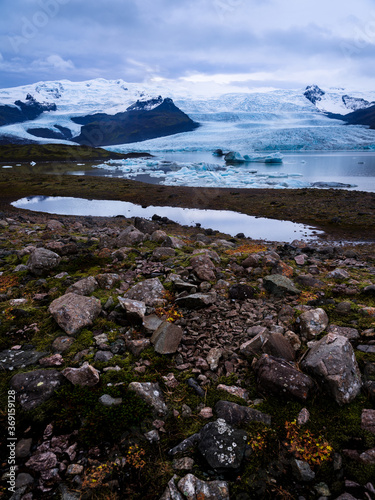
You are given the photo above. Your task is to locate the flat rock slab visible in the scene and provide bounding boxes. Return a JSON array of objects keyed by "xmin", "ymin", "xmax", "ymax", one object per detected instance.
[
  {"xmin": 263, "ymin": 275, "xmax": 300, "ymax": 296},
  {"xmin": 198, "ymin": 419, "xmax": 247, "ymax": 470},
  {"xmin": 142, "ymin": 314, "xmax": 163, "ymax": 335},
  {"xmin": 128, "ymin": 381, "xmax": 168, "ymax": 417},
  {"xmin": 10, "ymin": 369, "xmax": 64, "ymax": 410},
  {"xmin": 0, "ymin": 349, "xmax": 47, "ymax": 370},
  {"xmin": 124, "ymin": 278, "xmax": 166, "ymax": 307},
  {"xmin": 49, "ymin": 293, "xmax": 102, "ymax": 335},
  {"xmin": 302, "ymin": 333, "xmax": 362, "ymax": 405},
  {"xmin": 215, "ymin": 400, "xmax": 271, "ymax": 426},
  {"xmin": 175, "ymin": 292, "xmax": 217, "ymax": 309},
  {"xmin": 151, "ymin": 321, "xmax": 183, "ymax": 354},
  {"xmin": 27, "ymin": 248, "xmax": 61, "ymax": 276},
  {"xmin": 255, "ymin": 354, "xmax": 314, "ymax": 401}
]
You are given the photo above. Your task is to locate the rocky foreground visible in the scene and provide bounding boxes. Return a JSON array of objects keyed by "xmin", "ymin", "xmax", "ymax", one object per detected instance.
[{"xmin": 0, "ymin": 210, "xmax": 374, "ymax": 500}]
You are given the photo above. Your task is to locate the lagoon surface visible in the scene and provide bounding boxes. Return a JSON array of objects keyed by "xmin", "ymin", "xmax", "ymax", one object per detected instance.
[
  {"xmin": 12, "ymin": 196, "xmax": 323, "ymax": 243},
  {"xmin": 86, "ymin": 150, "xmax": 375, "ymax": 191}
]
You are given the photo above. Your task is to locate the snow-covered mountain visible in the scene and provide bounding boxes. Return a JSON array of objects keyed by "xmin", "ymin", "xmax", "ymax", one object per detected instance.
[
  {"xmin": 304, "ymin": 84, "xmax": 375, "ymax": 114},
  {"xmin": 1, "ymin": 78, "xmax": 375, "ymax": 151}
]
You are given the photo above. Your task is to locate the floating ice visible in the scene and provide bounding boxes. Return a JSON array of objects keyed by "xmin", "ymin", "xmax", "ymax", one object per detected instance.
[{"xmin": 90, "ymin": 157, "xmax": 358, "ymax": 190}]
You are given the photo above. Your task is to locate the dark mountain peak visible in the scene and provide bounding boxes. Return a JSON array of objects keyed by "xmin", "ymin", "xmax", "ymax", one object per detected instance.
[
  {"xmin": 304, "ymin": 85, "xmax": 325, "ymax": 105},
  {"xmin": 127, "ymin": 96, "xmax": 164, "ymax": 111},
  {"xmin": 15, "ymin": 94, "xmax": 57, "ymax": 115}
]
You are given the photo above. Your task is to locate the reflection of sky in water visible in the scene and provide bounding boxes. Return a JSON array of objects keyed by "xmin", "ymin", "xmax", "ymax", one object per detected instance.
[{"xmin": 12, "ymin": 196, "xmax": 322, "ymax": 243}]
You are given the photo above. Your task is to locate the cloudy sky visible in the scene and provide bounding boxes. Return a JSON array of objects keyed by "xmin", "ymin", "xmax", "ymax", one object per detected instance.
[{"xmin": 0, "ymin": 0, "xmax": 375, "ymax": 90}]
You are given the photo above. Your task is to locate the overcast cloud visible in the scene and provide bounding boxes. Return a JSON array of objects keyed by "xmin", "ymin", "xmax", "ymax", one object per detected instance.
[{"xmin": 0, "ymin": 0, "xmax": 375, "ymax": 90}]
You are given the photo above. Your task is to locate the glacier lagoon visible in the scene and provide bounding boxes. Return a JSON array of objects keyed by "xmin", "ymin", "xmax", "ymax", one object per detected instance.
[
  {"xmin": 12, "ymin": 196, "xmax": 322, "ymax": 243},
  {"xmin": 82, "ymin": 150, "xmax": 375, "ymax": 192}
]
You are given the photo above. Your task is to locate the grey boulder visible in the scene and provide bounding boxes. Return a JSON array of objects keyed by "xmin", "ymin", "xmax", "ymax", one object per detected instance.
[
  {"xmin": 301, "ymin": 333, "xmax": 362, "ymax": 405},
  {"xmin": 299, "ymin": 308, "xmax": 329, "ymax": 340},
  {"xmin": 49, "ymin": 293, "xmax": 102, "ymax": 335},
  {"xmin": 27, "ymin": 248, "xmax": 61, "ymax": 276}
]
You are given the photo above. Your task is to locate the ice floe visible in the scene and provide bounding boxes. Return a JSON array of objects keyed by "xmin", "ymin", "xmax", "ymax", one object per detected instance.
[{"xmin": 92, "ymin": 157, "xmax": 357, "ymax": 190}]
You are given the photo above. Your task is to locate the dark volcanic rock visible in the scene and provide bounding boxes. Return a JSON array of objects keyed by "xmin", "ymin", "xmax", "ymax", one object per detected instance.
[
  {"xmin": 255, "ymin": 354, "xmax": 314, "ymax": 401},
  {"xmin": 197, "ymin": 419, "xmax": 247, "ymax": 470},
  {"xmin": 10, "ymin": 369, "xmax": 64, "ymax": 410},
  {"xmin": 0, "ymin": 349, "xmax": 47, "ymax": 370}
]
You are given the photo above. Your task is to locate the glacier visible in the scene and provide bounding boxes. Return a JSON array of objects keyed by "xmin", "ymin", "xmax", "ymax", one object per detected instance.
[{"xmin": 1, "ymin": 78, "xmax": 375, "ymax": 151}]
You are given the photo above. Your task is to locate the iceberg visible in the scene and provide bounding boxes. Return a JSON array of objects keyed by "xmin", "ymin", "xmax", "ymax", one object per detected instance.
[{"xmin": 224, "ymin": 151, "xmax": 283, "ymax": 164}]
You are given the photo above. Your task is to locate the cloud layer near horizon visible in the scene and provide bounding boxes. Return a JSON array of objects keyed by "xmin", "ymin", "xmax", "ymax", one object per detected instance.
[{"xmin": 0, "ymin": 0, "xmax": 375, "ymax": 89}]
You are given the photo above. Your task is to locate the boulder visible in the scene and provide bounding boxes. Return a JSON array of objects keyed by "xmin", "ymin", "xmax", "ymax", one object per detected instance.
[
  {"xmin": 301, "ymin": 333, "xmax": 362, "ymax": 405},
  {"xmin": 151, "ymin": 321, "xmax": 183, "ymax": 354},
  {"xmin": 255, "ymin": 354, "xmax": 314, "ymax": 401},
  {"xmin": 10, "ymin": 369, "xmax": 64, "ymax": 410},
  {"xmin": 49, "ymin": 293, "xmax": 102, "ymax": 335},
  {"xmin": 198, "ymin": 419, "xmax": 247, "ymax": 470},
  {"xmin": 190, "ymin": 254, "xmax": 216, "ymax": 281},
  {"xmin": 215, "ymin": 400, "xmax": 271, "ymax": 426},
  {"xmin": 62, "ymin": 362, "xmax": 100, "ymax": 387},
  {"xmin": 27, "ymin": 248, "xmax": 61, "ymax": 276},
  {"xmin": 118, "ymin": 297, "xmax": 146, "ymax": 321},
  {"xmin": 66, "ymin": 276, "xmax": 98, "ymax": 296},
  {"xmin": 299, "ymin": 308, "xmax": 329, "ymax": 340},
  {"xmin": 263, "ymin": 275, "xmax": 300, "ymax": 296},
  {"xmin": 128, "ymin": 382, "xmax": 168, "ymax": 417},
  {"xmin": 117, "ymin": 225, "xmax": 144, "ymax": 246},
  {"xmin": 124, "ymin": 278, "xmax": 166, "ymax": 307}
]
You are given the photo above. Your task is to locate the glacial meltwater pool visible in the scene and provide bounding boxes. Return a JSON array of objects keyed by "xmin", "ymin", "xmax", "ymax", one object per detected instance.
[{"xmin": 12, "ymin": 196, "xmax": 323, "ymax": 243}]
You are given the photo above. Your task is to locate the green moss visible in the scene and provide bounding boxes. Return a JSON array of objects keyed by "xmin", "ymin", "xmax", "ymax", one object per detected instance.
[{"xmin": 51, "ymin": 383, "xmax": 152, "ymax": 446}]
